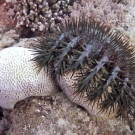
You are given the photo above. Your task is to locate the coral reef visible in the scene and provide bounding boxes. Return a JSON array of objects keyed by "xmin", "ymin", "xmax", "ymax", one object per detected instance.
[
  {"xmin": 0, "ymin": 47, "xmax": 58, "ymax": 109},
  {"xmin": 112, "ymin": 0, "xmax": 128, "ymax": 4},
  {"xmin": 0, "ymin": 0, "xmax": 5, "ymax": 5},
  {"xmin": 0, "ymin": 3, "xmax": 15, "ymax": 27},
  {"xmin": 4, "ymin": 0, "xmax": 76, "ymax": 33},
  {"xmin": 33, "ymin": 17, "xmax": 135, "ymax": 121},
  {"xmin": 67, "ymin": 0, "xmax": 126, "ymax": 27},
  {"xmin": 0, "ymin": 0, "xmax": 135, "ymax": 134}
]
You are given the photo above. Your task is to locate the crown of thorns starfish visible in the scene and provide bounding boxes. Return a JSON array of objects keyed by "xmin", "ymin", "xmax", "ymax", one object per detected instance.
[{"xmin": 32, "ymin": 17, "xmax": 135, "ymax": 120}]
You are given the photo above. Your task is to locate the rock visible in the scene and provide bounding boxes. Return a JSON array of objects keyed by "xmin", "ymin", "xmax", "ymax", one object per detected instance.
[
  {"xmin": 0, "ymin": 30, "xmax": 19, "ymax": 50},
  {"xmin": 1, "ymin": 93, "xmax": 134, "ymax": 135}
]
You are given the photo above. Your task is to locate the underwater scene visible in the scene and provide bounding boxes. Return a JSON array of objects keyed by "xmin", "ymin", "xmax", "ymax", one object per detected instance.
[{"xmin": 0, "ymin": 0, "xmax": 135, "ymax": 134}]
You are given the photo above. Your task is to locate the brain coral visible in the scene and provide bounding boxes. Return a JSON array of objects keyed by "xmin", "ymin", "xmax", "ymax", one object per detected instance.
[{"xmin": 0, "ymin": 47, "xmax": 58, "ymax": 109}]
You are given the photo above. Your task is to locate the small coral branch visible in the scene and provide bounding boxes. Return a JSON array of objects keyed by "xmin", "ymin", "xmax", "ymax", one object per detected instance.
[{"xmin": 4, "ymin": 0, "xmax": 76, "ymax": 33}]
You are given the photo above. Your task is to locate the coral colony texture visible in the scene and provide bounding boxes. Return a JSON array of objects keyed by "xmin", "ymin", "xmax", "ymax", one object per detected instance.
[
  {"xmin": 32, "ymin": 17, "xmax": 135, "ymax": 121},
  {"xmin": 4, "ymin": 0, "xmax": 76, "ymax": 33},
  {"xmin": 68, "ymin": 0, "xmax": 126, "ymax": 27},
  {"xmin": 0, "ymin": 47, "xmax": 58, "ymax": 109}
]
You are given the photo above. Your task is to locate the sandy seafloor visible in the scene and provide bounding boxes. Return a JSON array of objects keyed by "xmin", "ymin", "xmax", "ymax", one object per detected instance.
[{"xmin": 1, "ymin": 0, "xmax": 135, "ymax": 135}]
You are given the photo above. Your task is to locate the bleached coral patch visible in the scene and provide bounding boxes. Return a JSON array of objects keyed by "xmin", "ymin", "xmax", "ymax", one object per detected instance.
[{"xmin": 0, "ymin": 47, "xmax": 58, "ymax": 109}]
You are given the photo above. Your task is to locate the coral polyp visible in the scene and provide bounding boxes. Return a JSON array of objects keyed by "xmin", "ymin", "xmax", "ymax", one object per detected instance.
[{"xmin": 33, "ymin": 17, "xmax": 135, "ymax": 120}]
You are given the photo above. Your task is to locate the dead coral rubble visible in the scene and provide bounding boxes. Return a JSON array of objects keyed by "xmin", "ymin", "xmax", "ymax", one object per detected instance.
[
  {"xmin": 1, "ymin": 93, "xmax": 134, "ymax": 135},
  {"xmin": 4, "ymin": 0, "xmax": 75, "ymax": 33}
]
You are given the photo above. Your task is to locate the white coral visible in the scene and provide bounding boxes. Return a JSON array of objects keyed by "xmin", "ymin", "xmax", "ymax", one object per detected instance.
[
  {"xmin": 0, "ymin": 47, "xmax": 58, "ymax": 109},
  {"xmin": 68, "ymin": 0, "xmax": 126, "ymax": 27}
]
